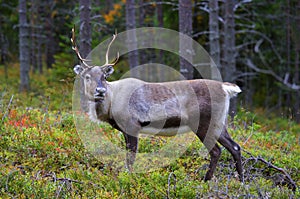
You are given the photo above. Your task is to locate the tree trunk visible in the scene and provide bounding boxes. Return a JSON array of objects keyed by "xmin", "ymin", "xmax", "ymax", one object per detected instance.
[
  {"xmin": 45, "ymin": 1, "xmax": 55, "ymax": 69},
  {"xmin": 285, "ymin": 0, "xmax": 291, "ymax": 115},
  {"xmin": 295, "ymin": 51, "xmax": 300, "ymax": 123},
  {"xmin": 0, "ymin": 32, "xmax": 9, "ymax": 80},
  {"xmin": 138, "ymin": 0, "xmax": 147, "ymax": 66},
  {"xmin": 156, "ymin": 0, "xmax": 164, "ymax": 80},
  {"xmin": 138, "ymin": 0, "xmax": 145, "ymax": 27},
  {"xmin": 37, "ymin": 27, "xmax": 43, "ymax": 74},
  {"xmin": 222, "ymin": 0, "xmax": 237, "ymax": 118},
  {"xmin": 222, "ymin": 0, "xmax": 236, "ymax": 82},
  {"xmin": 19, "ymin": 0, "xmax": 30, "ymax": 92},
  {"xmin": 294, "ymin": 0, "xmax": 300, "ymax": 123},
  {"xmin": 79, "ymin": 0, "xmax": 91, "ymax": 58},
  {"xmin": 126, "ymin": 0, "xmax": 139, "ymax": 78},
  {"xmin": 209, "ymin": 0, "xmax": 220, "ymax": 70},
  {"xmin": 30, "ymin": 0, "xmax": 37, "ymax": 73},
  {"xmin": 157, "ymin": 0, "xmax": 163, "ymax": 28},
  {"xmin": 45, "ymin": 28, "xmax": 55, "ymax": 69},
  {"xmin": 179, "ymin": 0, "xmax": 193, "ymax": 80}
]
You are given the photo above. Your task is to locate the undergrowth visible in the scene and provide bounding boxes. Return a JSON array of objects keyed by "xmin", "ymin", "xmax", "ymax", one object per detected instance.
[
  {"xmin": 0, "ymin": 105, "xmax": 299, "ymax": 198},
  {"xmin": 0, "ymin": 64, "xmax": 299, "ymax": 198}
]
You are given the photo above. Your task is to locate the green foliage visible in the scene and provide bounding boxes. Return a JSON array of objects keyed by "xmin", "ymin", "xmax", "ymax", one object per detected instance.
[
  {"xmin": 50, "ymin": 52, "xmax": 75, "ymax": 82},
  {"xmin": 49, "ymin": 26, "xmax": 77, "ymax": 83},
  {"xmin": 0, "ymin": 63, "xmax": 73, "ymax": 111},
  {"xmin": 0, "ymin": 0, "xmax": 19, "ymax": 59}
]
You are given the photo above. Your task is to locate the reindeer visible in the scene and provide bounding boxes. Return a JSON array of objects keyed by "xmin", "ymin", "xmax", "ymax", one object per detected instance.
[{"xmin": 71, "ymin": 28, "xmax": 243, "ymax": 181}]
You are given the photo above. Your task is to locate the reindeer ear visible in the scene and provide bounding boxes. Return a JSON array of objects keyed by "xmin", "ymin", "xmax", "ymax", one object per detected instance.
[
  {"xmin": 103, "ymin": 66, "xmax": 114, "ymax": 78},
  {"xmin": 74, "ymin": 64, "xmax": 84, "ymax": 74}
]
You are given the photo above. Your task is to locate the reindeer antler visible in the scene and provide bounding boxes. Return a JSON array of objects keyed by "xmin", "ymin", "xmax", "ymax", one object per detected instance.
[
  {"xmin": 101, "ymin": 31, "xmax": 119, "ymax": 68},
  {"xmin": 71, "ymin": 26, "xmax": 92, "ymax": 68},
  {"xmin": 71, "ymin": 26, "xmax": 119, "ymax": 69}
]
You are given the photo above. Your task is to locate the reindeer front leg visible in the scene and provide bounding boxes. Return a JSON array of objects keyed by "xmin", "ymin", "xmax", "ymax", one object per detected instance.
[{"xmin": 123, "ymin": 132, "xmax": 139, "ymax": 172}]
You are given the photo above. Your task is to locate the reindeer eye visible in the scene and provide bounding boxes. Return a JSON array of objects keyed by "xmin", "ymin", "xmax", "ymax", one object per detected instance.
[{"xmin": 85, "ymin": 74, "xmax": 91, "ymax": 80}]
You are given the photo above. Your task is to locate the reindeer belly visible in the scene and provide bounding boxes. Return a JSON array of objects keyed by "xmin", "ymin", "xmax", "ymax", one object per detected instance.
[
  {"xmin": 140, "ymin": 125, "xmax": 191, "ymax": 136},
  {"xmin": 138, "ymin": 116, "xmax": 191, "ymax": 136}
]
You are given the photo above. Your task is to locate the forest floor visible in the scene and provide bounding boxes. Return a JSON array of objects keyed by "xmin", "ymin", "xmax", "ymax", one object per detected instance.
[{"xmin": 0, "ymin": 64, "xmax": 299, "ymax": 198}]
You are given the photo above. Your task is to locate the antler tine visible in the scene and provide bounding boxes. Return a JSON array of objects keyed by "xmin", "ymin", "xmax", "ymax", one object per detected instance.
[
  {"xmin": 71, "ymin": 26, "xmax": 91, "ymax": 68},
  {"xmin": 103, "ymin": 32, "xmax": 119, "ymax": 67},
  {"xmin": 112, "ymin": 52, "xmax": 119, "ymax": 65}
]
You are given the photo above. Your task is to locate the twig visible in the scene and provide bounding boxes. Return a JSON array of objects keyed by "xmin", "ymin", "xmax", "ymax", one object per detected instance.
[
  {"xmin": 242, "ymin": 115, "xmax": 256, "ymax": 146},
  {"xmin": 1, "ymin": 94, "xmax": 14, "ymax": 122},
  {"xmin": 52, "ymin": 91, "xmax": 65, "ymax": 127},
  {"xmin": 43, "ymin": 172, "xmax": 83, "ymax": 184},
  {"xmin": 42, "ymin": 95, "xmax": 51, "ymax": 125},
  {"xmin": 167, "ymin": 172, "xmax": 177, "ymax": 199},
  {"xmin": 5, "ymin": 170, "xmax": 18, "ymax": 192},
  {"xmin": 42, "ymin": 171, "xmax": 57, "ymax": 182},
  {"xmin": 55, "ymin": 177, "xmax": 83, "ymax": 184},
  {"xmin": 55, "ymin": 180, "xmax": 66, "ymax": 199},
  {"xmin": 193, "ymin": 31, "xmax": 213, "ymax": 38}
]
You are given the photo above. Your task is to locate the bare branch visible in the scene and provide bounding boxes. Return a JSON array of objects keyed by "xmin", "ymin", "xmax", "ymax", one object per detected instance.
[
  {"xmin": 245, "ymin": 59, "xmax": 300, "ymax": 90},
  {"xmin": 243, "ymin": 150, "xmax": 297, "ymax": 191},
  {"xmin": 234, "ymin": 0, "xmax": 252, "ymax": 11},
  {"xmin": 236, "ymin": 30, "xmax": 283, "ymax": 62},
  {"xmin": 233, "ymin": 72, "xmax": 257, "ymax": 81},
  {"xmin": 198, "ymin": 7, "xmax": 224, "ymax": 23},
  {"xmin": 194, "ymin": 1, "xmax": 224, "ymax": 23},
  {"xmin": 193, "ymin": 31, "xmax": 213, "ymax": 38},
  {"xmin": 236, "ymin": 41, "xmax": 257, "ymax": 50},
  {"xmin": 138, "ymin": 1, "xmax": 178, "ymax": 9}
]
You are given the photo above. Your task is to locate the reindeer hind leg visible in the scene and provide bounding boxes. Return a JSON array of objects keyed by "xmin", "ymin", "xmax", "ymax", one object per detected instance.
[
  {"xmin": 218, "ymin": 129, "xmax": 243, "ymax": 182},
  {"xmin": 195, "ymin": 131, "xmax": 222, "ymax": 181},
  {"xmin": 204, "ymin": 144, "xmax": 222, "ymax": 181}
]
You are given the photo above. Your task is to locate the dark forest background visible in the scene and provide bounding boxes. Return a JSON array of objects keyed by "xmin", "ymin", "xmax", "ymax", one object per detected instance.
[{"xmin": 0, "ymin": 0, "xmax": 299, "ymax": 122}]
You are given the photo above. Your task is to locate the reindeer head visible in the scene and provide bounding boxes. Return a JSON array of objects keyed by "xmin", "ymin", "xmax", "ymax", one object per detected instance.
[{"xmin": 71, "ymin": 27, "xmax": 119, "ymax": 102}]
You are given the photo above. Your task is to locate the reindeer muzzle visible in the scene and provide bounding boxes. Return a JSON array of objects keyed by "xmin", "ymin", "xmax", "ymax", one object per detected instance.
[{"xmin": 94, "ymin": 87, "xmax": 106, "ymax": 101}]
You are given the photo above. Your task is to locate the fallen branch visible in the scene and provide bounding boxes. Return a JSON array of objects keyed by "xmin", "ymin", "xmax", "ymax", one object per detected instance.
[
  {"xmin": 243, "ymin": 150, "xmax": 297, "ymax": 192},
  {"xmin": 42, "ymin": 172, "xmax": 83, "ymax": 184}
]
